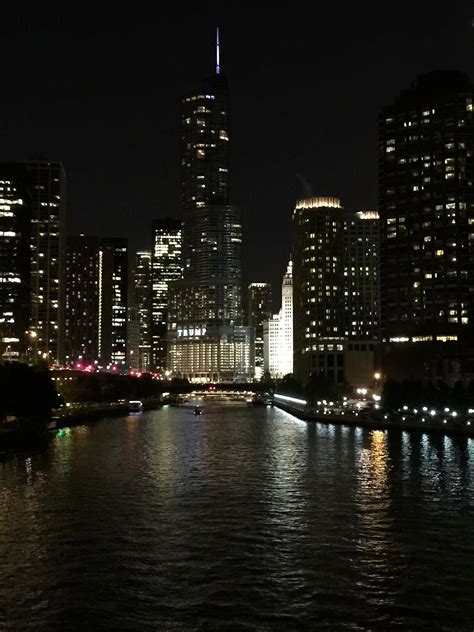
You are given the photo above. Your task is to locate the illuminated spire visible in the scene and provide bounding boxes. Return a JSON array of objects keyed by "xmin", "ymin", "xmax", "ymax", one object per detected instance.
[{"xmin": 216, "ymin": 27, "xmax": 220, "ymax": 74}]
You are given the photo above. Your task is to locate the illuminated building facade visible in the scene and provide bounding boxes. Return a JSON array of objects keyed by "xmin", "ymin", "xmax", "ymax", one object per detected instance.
[
  {"xmin": 263, "ymin": 315, "xmax": 281, "ymax": 378},
  {"xmin": 263, "ymin": 260, "xmax": 293, "ymax": 379},
  {"xmin": 0, "ymin": 167, "xmax": 32, "ymax": 361},
  {"xmin": 28, "ymin": 161, "xmax": 66, "ymax": 364},
  {"xmin": 248, "ymin": 283, "xmax": 272, "ymax": 379},
  {"xmin": 168, "ymin": 32, "xmax": 253, "ymax": 381},
  {"xmin": 151, "ymin": 219, "xmax": 182, "ymax": 372},
  {"xmin": 134, "ymin": 249, "xmax": 152, "ymax": 371},
  {"xmin": 379, "ymin": 71, "xmax": 474, "ymax": 381},
  {"xmin": 98, "ymin": 238, "xmax": 128, "ymax": 368},
  {"xmin": 293, "ymin": 197, "xmax": 380, "ymax": 388},
  {"xmin": 65, "ymin": 235, "xmax": 100, "ymax": 365}
]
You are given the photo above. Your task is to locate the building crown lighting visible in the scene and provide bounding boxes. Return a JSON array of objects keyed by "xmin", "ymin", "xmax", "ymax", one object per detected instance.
[{"xmin": 295, "ymin": 196, "xmax": 342, "ymax": 210}]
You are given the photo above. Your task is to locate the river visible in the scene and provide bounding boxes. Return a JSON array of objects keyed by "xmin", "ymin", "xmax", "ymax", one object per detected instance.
[{"xmin": 1, "ymin": 402, "xmax": 473, "ymax": 630}]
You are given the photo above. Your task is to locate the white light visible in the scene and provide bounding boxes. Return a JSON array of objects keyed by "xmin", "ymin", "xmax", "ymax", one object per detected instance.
[
  {"xmin": 422, "ymin": 406, "xmax": 428, "ymax": 412},
  {"xmin": 430, "ymin": 410, "xmax": 436, "ymax": 416},
  {"xmin": 373, "ymin": 394, "xmax": 381, "ymax": 401},
  {"xmin": 451, "ymin": 411, "xmax": 457, "ymax": 417},
  {"xmin": 274, "ymin": 393, "xmax": 307, "ymax": 406},
  {"xmin": 403, "ymin": 405, "xmax": 408, "ymax": 411},
  {"xmin": 444, "ymin": 407, "xmax": 450, "ymax": 412}
]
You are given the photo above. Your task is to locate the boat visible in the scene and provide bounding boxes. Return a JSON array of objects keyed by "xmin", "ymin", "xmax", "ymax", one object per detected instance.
[
  {"xmin": 128, "ymin": 400, "xmax": 143, "ymax": 413},
  {"xmin": 193, "ymin": 406, "xmax": 203, "ymax": 416}
]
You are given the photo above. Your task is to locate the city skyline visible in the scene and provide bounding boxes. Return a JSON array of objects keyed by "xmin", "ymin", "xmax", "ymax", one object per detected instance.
[{"xmin": 1, "ymin": 4, "xmax": 473, "ymax": 294}]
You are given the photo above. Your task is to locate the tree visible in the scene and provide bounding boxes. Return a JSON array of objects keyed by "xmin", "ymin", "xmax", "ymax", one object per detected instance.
[
  {"xmin": 277, "ymin": 373, "xmax": 303, "ymax": 397},
  {"xmin": 305, "ymin": 372, "xmax": 337, "ymax": 404},
  {"xmin": 0, "ymin": 362, "xmax": 60, "ymax": 430}
]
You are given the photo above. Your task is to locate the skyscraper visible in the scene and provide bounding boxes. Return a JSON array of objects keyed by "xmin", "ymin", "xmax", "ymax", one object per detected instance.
[
  {"xmin": 65, "ymin": 235, "xmax": 100, "ymax": 366},
  {"xmin": 134, "ymin": 249, "xmax": 152, "ymax": 372},
  {"xmin": 248, "ymin": 283, "xmax": 272, "ymax": 379},
  {"xmin": 98, "ymin": 238, "xmax": 128, "ymax": 368},
  {"xmin": 168, "ymin": 30, "xmax": 253, "ymax": 382},
  {"xmin": 0, "ymin": 160, "xmax": 66, "ymax": 364},
  {"xmin": 292, "ymin": 197, "xmax": 380, "ymax": 388},
  {"xmin": 0, "ymin": 167, "xmax": 32, "ymax": 362},
  {"xmin": 379, "ymin": 71, "xmax": 474, "ymax": 380},
  {"xmin": 279, "ymin": 260, "xmax": 294, "ymax": 376},
  {"xmin": 151, "ymin": 219, "xmax": 182, "ymax": 372},
  {"xmin": 28, "ymin": 161, "xmax": 66, "ymax": 365},
  {"xmin": 262, "ymin": 260, "xmax": 293, "ymax": 379}
]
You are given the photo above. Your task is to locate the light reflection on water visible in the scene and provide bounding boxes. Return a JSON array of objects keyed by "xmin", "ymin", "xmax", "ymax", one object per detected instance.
[{"xmin": 0, "ymin": 404, "xmax": 473, "ymax": 631}]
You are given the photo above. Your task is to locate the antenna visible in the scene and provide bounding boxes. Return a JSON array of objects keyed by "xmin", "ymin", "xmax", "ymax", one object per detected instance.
[{"xmin": 216, "ymin": 27, "xmax": 220, "ymax": 74}]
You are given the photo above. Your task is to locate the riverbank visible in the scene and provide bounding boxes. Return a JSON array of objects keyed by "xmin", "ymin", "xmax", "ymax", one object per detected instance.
[
  {"xmin": 0, "ymin": 399, "xmax": 163, "ymax": 450},
  {"xmin": 273, "ymin": 400, "xmax": 474, "ymax": 437}
]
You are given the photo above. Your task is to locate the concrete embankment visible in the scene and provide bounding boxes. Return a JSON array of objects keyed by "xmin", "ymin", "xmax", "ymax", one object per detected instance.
[{"xmin": 273, "ymin": 401, "xmax": 474, "ymax": 438}]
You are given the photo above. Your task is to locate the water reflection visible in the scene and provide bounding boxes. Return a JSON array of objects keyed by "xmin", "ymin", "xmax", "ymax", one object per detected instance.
[{"xmin": 0, "ymin": 406, "xmax": 473, "ymax": 630}]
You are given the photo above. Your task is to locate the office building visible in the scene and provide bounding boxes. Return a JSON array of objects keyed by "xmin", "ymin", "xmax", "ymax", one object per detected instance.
[
  {"xmin": 263, "ymin": 260, "xmax": 293, "ymax": 379},
  {"xmin": 263, "ymin": 315, "xmax": 281, "ymax": 378},
  {"xmin": 151, "ymin": 219, "xmax": 182, "ymax": 372},
  {"xmin": 379, "ymin": 70, "xmax": 474, "ymax": 381},
  {"xmin": 168, "ymin": 31, "xmax": 253, "ymax": 381},
  {"xmin": 64, "ymin": 235, "xmax": 100, "ymax": 366},
  {"xmin": 0, "ymin": 167, "xmax": 32, "ymax": 361},
  {"xmin": 248, "ymin": 283, "xmax": 272, "ymax": 380},
  {"xmin": 98, "ymin": 238, "xmax": 128, "ymax": 368},
  {"xmin": 292, "ymin": 197, "xmax": 380, "ymax": 389},
  {"xmin": 134, "ymin": 250, "xmax": 152, "ymax": 372}
]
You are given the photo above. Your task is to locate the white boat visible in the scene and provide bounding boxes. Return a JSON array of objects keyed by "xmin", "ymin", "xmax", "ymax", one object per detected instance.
[{"xmin": 128, "ymin": 400, "xmax": 143, "ymax": 413}]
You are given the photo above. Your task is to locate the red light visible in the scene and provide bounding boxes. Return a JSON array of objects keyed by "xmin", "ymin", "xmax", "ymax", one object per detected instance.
[{"xmin": 76, "ymin": 362, "xmax": 82, "ymax": 369}]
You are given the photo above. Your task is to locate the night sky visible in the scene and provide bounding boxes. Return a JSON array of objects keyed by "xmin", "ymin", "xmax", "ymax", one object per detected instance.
[{"xmin": 1, "ymin": 2, "xmax": 473, "ymax": 305}]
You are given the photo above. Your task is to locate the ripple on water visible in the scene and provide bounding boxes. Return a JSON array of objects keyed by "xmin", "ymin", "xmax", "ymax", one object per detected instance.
[{"xmin": 1, "ymin": 405, "xmax": 473, "ymax": 631}]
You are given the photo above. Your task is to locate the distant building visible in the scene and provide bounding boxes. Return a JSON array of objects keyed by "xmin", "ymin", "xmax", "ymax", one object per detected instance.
[
  {"xmin": 0, "ymin": 160, "xmax": 66, "ymax": 364},
  {"xmin": 379, "ymin": 71, "xmax": 474, "ymax": 382},
  {"xmin": 263, "ymin": 260, "xmax": 293, "ymax": 379},
  {"xmin": 134, "ymin": 250, "xmax": 152, "ymax": 372},
  {"xmin": 0, "ymin": 167, "xmax": 32, "ymax": 361},
  {"xmin": 279, "ymin": 261, "xmax": 293, "ymax": 376},
  {"xmin": 263, "ymin": 315, "xmax": 281, "ymax": 378},
  {"xmin": 248, "ymin": 283, "xmax": 272, "ymax": 380},
  {"xmin": 292, "ymin": 197, "xmax": 380, "ymax": 389},
  {"xmin": 168, "ymin": 32, "xmax": 253, "ymax": 382},
  {"xmin": 98, "ymin": 238, "xmax": 128, "ymax": 369},
  {"xmin": 151, "ymin": 219, "xmax": 182, "ymax": 372},
  {"xmin": 28, "ymin": 161, "xmax": 66, "ymax": 364},
  {"xmin": 65, "ymin": 235, "xmax": 100, "ymax": 366}
]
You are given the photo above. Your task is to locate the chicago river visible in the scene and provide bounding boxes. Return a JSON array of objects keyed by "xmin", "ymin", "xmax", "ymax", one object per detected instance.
[{"xmin": 1, "ymin": 403, "xmax": 473, "ymax": 630}]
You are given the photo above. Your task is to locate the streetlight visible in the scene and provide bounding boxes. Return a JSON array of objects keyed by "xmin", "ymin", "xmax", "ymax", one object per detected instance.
[
  {"xmin": 28, "ymin": 330, "xmax": 38, "ymax": 364},
  {"xmin": 374, "ymin": 372, "xmax": 381, "ymax": 381}
]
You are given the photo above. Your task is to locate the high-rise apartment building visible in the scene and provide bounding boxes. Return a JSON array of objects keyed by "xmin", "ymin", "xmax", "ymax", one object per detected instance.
[
  {"xmin": 134, "ymin": 249, "xmax": 152, "ymax": 372},
  {"xmin": 64, "ymin": 235, "xmax": 100, "ymax": 365},
  {"xmin": 0, "ymin": 161, "xmax": 66, "ymax": 364},
  {"xmin": 379, "ymin": 71, "xmax": 474, "ymax": 381},
  {"xmin": 292, "ymin": 197, "xmax": 380, "ymax": 388},
  {"xmin": 248, "ymin": 283, "xmax": 272, "ymax": 379},
  {"xmin": 151, "ymin": 219, "xmax": 182, "ymax": 372},
  {"xmin": 98, "ymin": 238, "xmax": 128, "ymax": 368},
  {"xmin": 168, "ymin": 32, "xmax": 253, "ymax": 382},
  {"xmin": 0, "ymin": 167, "xmax": 32, "ymax": 361}
]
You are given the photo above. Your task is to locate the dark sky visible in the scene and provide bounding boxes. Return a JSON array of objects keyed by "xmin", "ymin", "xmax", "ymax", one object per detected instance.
[{"xmin": 1, "ymin": 2, "xmax": 473, "ymax": 305}]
